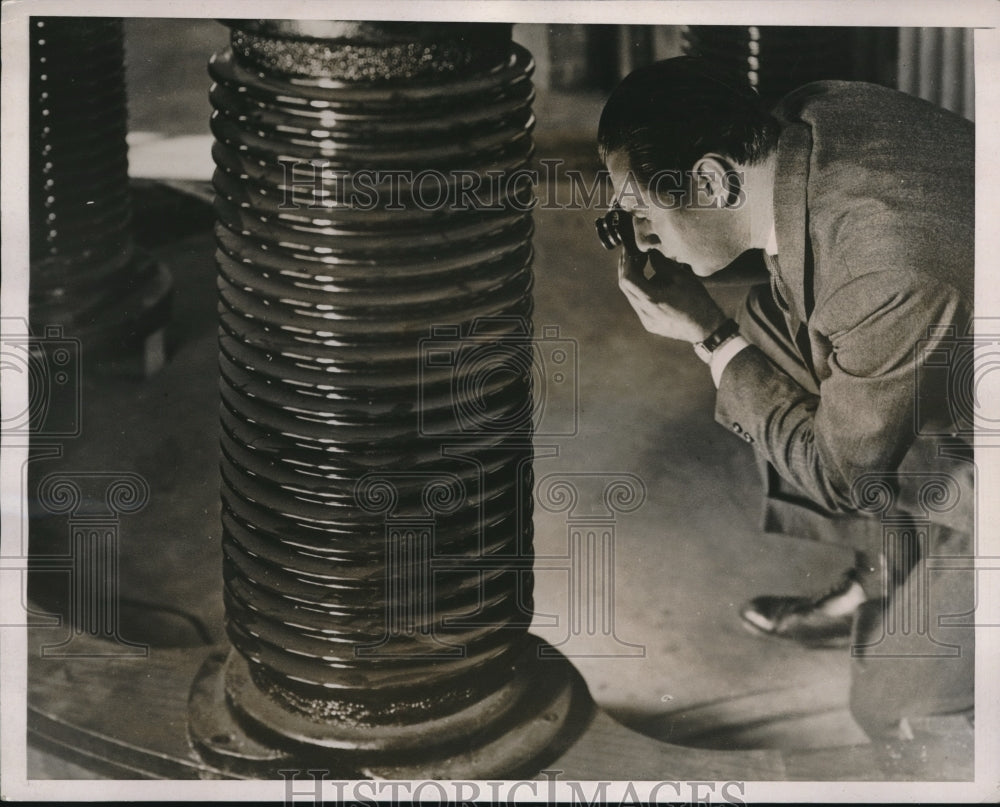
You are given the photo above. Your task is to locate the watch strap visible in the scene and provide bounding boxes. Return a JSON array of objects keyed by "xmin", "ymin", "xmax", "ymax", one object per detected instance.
[{"xmin": 696, "ymin": 319, "xmax": 739, "ymax": 353}]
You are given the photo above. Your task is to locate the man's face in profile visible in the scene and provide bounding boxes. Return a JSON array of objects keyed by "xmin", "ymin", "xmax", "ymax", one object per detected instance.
[{"xmin": 605, "ymin": 150, "xmax": 748, "ymax": 277}]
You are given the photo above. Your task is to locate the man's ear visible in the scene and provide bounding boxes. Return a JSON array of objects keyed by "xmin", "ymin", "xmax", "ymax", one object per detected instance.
[{"xmin": 691, "ymin": 154, "xmax": 740, "ymax": 209}]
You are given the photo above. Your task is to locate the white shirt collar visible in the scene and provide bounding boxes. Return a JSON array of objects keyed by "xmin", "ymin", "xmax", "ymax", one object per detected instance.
[{"xmin": 764, "ymin": 223, "xmax": 778, "ymax": 256}]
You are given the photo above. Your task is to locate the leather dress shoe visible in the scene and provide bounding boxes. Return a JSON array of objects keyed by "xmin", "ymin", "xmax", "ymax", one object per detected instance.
[{"xmin": 738, "ymin": 570, "xmax": 863, "ymax": 648}]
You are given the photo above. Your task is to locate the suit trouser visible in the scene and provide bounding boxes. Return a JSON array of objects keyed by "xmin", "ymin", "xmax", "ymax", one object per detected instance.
[{"xmin": 737, "ymin": 283, "xmax": 975, "ymax": 740}]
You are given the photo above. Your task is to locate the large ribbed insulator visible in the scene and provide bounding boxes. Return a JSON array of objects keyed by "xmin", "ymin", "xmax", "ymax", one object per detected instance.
[
  {"xmin": 191, "ymin": 20, "xmax": 588, "ymax": 777},
  {"xmin": 28, "ymin": 17, "xmax": 172, "ymax": 360}
]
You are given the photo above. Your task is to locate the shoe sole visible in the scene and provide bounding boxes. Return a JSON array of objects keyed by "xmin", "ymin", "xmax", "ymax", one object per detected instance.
[{"xmin": 738, "ymin": 613, "xmax": 852, "ymax": 649}]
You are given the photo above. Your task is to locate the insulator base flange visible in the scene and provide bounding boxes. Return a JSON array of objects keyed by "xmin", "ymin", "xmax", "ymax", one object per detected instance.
[
  {"xmin": 30, "ymin": 249, "xmax": 174, "ymax": 377},
  {"xmin": 187, "ymin": 635, "xmax": 594, "ymax": 779}
]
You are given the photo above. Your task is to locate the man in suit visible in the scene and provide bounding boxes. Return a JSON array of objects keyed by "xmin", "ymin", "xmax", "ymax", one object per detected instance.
[{"xmin": 598, "ymin": 56, "xmax": 974, "ymax": 739}]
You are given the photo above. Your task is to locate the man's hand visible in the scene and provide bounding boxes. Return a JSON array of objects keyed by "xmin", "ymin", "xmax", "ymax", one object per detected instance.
[{"xmin": 617, "ymin": 251, "xmax": 729, "ymax": 343}]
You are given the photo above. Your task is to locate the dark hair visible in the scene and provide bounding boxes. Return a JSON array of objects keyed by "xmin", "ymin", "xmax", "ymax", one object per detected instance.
[{"xmin": 597, "ymin": 56, "xmax": 779, "ymax": 185}]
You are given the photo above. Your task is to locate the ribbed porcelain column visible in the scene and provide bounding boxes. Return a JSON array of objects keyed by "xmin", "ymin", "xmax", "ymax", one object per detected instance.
[
  {"xmin": 682, "ymin": 26, "xmax": 858, "ymax": 104},
  {"xmin": 29, "ymin": 17, "xmax": 172, "ymax": 365},
  {"xmin": 188, "ymin": 20, "xmax": 590, "ymax": 778}
]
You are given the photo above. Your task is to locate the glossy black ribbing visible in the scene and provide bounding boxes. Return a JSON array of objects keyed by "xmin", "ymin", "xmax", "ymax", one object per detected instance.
[
  {"xmin": 29, "ymin": 17, "xmax": 172, "ymax": 355},
  {"xmin": 208, "ymin": 21, "xmax": 544, "ymax": 741}
]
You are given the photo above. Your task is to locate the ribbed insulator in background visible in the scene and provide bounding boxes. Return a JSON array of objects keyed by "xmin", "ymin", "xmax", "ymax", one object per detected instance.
[
  {"xmin": 682, "ymin": 26, "xmax": 859, "ymax": 105},
  {"xmin": 28, "ymin": 17, "xmax": 172, "ymax": 354},
  {"xmin": 208, "ymin": 20, "xmax": 547, "ymax": 747}
]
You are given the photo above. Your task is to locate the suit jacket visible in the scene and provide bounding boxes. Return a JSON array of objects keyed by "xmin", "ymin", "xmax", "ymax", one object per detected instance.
[{"xmin": 715, "ymin": 81, "xmax": 975, "ymax": 540}]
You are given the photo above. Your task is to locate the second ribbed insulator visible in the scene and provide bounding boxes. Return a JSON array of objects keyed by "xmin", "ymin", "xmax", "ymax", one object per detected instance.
[
  {"xmin": 683, "ymin": 26, "xmax": 857, "ymax": 105},
  {"xmin": 209, "ymin": 20, "xmax": 545, "ymax": 749},
  {"xmin": 29, "ymin": 17, "xmax": 172, "ymax": 359}
]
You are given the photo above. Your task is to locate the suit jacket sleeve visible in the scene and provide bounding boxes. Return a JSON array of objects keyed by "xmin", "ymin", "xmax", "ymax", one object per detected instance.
[{"xmin": 714, "ymin": 270, "xmax": 970, "ymax": 513}]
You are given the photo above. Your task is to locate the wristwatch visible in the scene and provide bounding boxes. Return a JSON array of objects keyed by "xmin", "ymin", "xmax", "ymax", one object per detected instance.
[{"xmin": 693, "ymin": 319, "xmax": 739, "ymax": 363}]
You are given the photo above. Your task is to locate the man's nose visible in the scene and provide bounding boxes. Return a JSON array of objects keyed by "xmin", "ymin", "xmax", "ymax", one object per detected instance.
[{"xmin": 633, "ymin": 220, "xmax": 659, "ymax": 252}]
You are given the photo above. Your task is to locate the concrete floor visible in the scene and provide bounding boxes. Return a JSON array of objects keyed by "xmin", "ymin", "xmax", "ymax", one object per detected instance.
[{"xmin": 27, "ymin": 19, "xmax": 875, "ymax": 777}]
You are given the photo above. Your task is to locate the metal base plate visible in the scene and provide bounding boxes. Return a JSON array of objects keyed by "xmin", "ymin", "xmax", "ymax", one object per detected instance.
[{"xmin": 188, "ymin": 637, "xmax": 596, "ymax": 780}]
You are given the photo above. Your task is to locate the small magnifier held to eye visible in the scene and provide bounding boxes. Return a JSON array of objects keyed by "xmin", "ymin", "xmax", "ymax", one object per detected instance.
[
  {"xmin": 595, "ymin": 203, "xmax": 684, "ymax": 283},
  {"xmin": 594, "ymin": 204, "xmax": 641, "ymax": 255}
]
